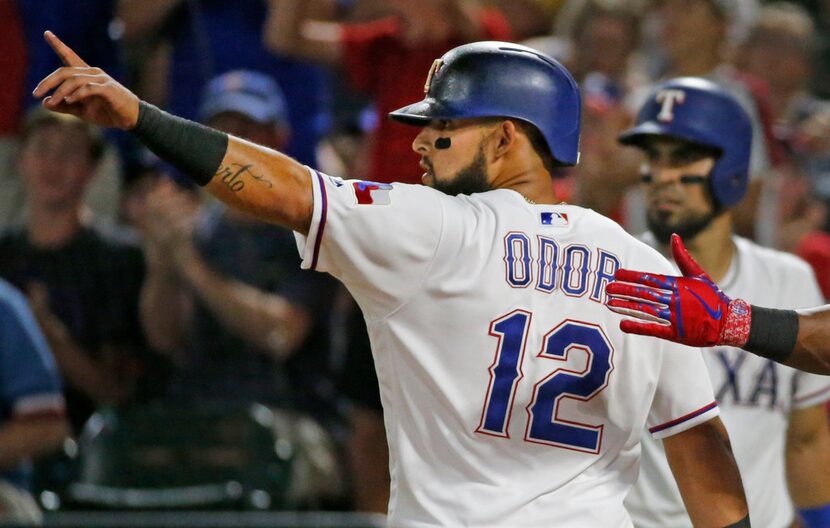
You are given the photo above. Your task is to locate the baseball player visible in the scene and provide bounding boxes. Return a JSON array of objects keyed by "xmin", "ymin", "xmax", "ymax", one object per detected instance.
[
  {"xmin": 34, "ymin": 33, "xmax": 750, "ymax": 527},
  {"xmin": 610, "ymin": 77, "xmax": 830, "ymax": 528}
]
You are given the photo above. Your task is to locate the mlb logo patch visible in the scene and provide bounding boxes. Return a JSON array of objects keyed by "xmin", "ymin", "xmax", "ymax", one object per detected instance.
[
  {"xmin": 353, "ymin": 181, "xmax": 394, "ymax": 205},
  {"xmin": 541, "ymin": 211, "xmax": 569, "ymax": 227}
]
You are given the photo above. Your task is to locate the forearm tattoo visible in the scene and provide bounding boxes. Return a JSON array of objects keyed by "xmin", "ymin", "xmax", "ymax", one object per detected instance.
[{"xmin": 214, "ymin": 163, "xmax": 273, "ymax": 192}]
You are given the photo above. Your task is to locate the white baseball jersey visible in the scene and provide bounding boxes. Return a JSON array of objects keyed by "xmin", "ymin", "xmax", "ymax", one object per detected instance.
[
  {"xmin": 295, "ymin": 169, "xmax": 720, "ymax": 527},
  {"xmin": 627, "ymin": 234, "xmax": 830, "ymax": 528}
]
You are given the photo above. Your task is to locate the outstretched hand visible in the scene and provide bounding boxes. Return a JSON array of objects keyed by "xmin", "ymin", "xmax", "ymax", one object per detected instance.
[
  {"xmin": 32, "ymin": 31, "xmax": 140, "ymax": 129},
  {"xmin": 604, "ymin": 234, "xmax": 752, "ymax": 347}
]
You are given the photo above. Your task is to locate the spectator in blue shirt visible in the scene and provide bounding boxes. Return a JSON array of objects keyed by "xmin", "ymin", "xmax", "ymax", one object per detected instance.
[{"xmin": 0, "ymin": 278, "xmax": 69, "ymax": 524}]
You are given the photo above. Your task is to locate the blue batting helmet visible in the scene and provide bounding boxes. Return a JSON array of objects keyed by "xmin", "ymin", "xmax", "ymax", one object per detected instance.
[
  {"xmin": 389, "ymin": 41, "xmax": 582, "ymax": 166},
  {"xmin": 619, "ymin": 77, "xmax": 752, "ymax": 207}
]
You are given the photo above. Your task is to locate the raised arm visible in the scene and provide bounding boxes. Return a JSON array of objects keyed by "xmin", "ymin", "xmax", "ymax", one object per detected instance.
[
  {"xmin": 263, "ymin": 0, "xmax": 343, "ymax": 65},
  {"xmin": 116, "ymin": 0, "xmax": 184, "ymax": 42},
  {"xmin": 32, "ymin": 31, "xmax": 314, "ymax": 234},
  {"xmin": 663, "ymin": 417, "xmax": 750, "ymax": 527},
  {"xmin": 605, "ymin": 234, "xmax": 830, "ymax": 375},
  {"xmin": 204, "ymin": 136, "xmax": 313, "ymax": 233}
]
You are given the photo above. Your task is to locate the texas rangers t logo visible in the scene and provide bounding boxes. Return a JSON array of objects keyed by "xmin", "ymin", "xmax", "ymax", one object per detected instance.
[
  {"xmin": 353, "ymin": 181, "xmax": 393, "ymax": 205},
  {"xmin": 424, "ymin": 59, "xmax": 444, "ymax": 94},
  {"xmin": 655, "ymin": 89, "xmax": 686, "ymax": 122}
]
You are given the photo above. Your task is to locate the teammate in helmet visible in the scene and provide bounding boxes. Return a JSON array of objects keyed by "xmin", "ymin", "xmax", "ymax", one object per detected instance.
[
  {"xmin": 613, "ymin": 77, "xmax": 830, "ymax": 528},
  {"xmin": 619, "ymin": 77, "xmax": 751, "ymax": 244},
  {"xmin": 35, "ymin": 35, "xmax": 751, "ymax": 527}
]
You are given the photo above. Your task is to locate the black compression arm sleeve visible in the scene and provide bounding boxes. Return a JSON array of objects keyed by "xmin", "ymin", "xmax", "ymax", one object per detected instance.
[
  {"xmin": 744, "ymin": 306, "xmax": 798, "ymax": 363},
  {"xmin": 131, "ymin": 101, "xmax": 228, "ymax": 186},
  {"xmin": 724, "ymin": 514, "xmax": 751, "ymax": 527}
]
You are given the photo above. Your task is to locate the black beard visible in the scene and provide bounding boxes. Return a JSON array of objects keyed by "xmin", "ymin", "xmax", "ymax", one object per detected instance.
[
  {"xmin": 430, "ymin": 149, "xmax": 492, "ymax": 196},
  {"xmin": 647, "ymin": 208, "xmax": 721, "ymax": 245}
]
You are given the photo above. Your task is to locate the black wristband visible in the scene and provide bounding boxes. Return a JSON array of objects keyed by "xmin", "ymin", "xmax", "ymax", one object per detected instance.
[
  {"xmin": 131, "ymin": 101, "xmax": 228, "ymax": 186},
  {"xmin": 724, "ymin": 514, "xmax": 751, "ymax": 527},
  {"xmin": 745, "ymin": 306, "xmax": 798, "ymax": 363}
]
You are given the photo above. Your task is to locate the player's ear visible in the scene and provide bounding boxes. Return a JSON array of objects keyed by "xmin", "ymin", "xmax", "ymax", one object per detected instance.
[{"xmin": 491, "ymin": 120, "xmax": 517, "ymax": 159}]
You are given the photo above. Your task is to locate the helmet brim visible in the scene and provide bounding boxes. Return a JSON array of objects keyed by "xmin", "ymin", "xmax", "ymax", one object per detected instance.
[
  {"xmin": 618, "ymin": 122, "xmax": 675, "ymax": 146},
  {"xmin": 389, "ymin": 98, "xmax": 451, "ymax": 126},
  {"xmin": 618, "ymin": 121, "xmax": 719, "ymax": 152}
]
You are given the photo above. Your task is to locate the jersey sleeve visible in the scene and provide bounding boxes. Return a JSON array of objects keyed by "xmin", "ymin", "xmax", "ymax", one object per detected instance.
[
  {"xmin": 0, "ymin": 283, "xmax": 65, "ymax": 418},
  {"xmin": 646, "ymin": 341, "xmax": 720, "ymax": 440},
  {"xmin": 294, "ymin": 169, "xmax": 445, "ymax": 320},
  {"xmin": 792, "ymin": 371, "xmax": 830, "ymax": 409}
]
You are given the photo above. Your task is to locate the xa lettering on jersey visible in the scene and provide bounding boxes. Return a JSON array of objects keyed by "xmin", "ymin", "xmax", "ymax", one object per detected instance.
[
  {"xmin": 714, "ymin": 349, "xmax": 780, "ymax": 409},
  {"xmin": 353, "ymin": 181, "xmax": 394, "ymax": 205}
]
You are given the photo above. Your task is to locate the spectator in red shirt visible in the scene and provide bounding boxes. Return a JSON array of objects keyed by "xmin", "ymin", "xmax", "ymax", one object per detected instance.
[{"xmin": 265, "ymin": 0, "xmax": 512, "ymax": 185}]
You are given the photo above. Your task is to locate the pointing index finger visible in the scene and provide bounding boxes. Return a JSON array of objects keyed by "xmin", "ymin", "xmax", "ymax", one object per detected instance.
[{"xmin": 44, "ymin": 31, "xmax": 89, "ymax": 68}]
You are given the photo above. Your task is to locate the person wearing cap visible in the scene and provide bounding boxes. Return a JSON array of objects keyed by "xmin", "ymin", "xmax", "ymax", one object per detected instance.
[
  {"xmin": 138, "ymin": 70, "xmax": 345, "ymax": 508},
  {"xmin": 195, "ymin": 70, "xmax": 292, "ymax": 147}
]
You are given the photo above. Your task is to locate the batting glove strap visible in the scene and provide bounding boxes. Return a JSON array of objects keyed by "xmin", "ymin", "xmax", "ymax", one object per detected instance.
[
  {"xmin": 724, "ymin": 514, "xmax": 751, "ymax": 528},
  {"xmin": 719, "ymin": 299, "xmax": 752, "ymax": 348}
]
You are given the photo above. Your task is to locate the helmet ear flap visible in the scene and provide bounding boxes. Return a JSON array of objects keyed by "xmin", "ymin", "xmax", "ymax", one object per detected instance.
[{"xmin": 710, "ymin": 167, "xmax": 750, "ymax": 209}]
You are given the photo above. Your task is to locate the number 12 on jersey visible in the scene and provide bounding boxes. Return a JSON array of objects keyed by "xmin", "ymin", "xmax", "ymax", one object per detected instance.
[{"xmin": 476, "ymin": 310, "xmax": 614, "ymax": 454}]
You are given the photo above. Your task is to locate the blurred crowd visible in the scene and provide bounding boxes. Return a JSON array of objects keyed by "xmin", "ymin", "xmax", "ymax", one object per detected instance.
[{"xmin": 1, "ymin": 0, "xmax": 830, "ymax": 523}]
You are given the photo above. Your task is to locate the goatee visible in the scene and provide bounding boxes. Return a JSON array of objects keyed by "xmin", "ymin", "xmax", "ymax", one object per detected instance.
[
  {"xmin": 431, "ymin": 148, "xmax": 492, "ymax": 196},
  {"xmin": 647, "ymin": 209, "xmax": 721, "ymax": 245}
]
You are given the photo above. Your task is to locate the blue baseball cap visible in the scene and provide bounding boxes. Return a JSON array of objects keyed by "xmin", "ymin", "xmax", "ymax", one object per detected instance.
[{"xmin": 198, "ymin": 70, "xmax": 288, "ymax": 125}]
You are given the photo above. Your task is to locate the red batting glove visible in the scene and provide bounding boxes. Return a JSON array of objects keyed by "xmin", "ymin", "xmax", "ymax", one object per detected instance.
[{"xmin": 604, "ymin": 234, "xmax": 752, "ymax": 347}]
